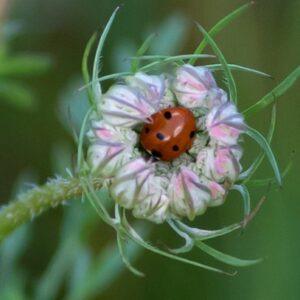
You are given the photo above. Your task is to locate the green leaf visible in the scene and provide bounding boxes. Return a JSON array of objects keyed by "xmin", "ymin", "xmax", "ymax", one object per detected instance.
[
  {"xmin": 196, "ymin": 241, "xmax": 262, "ymax": 267},
  {"xmin": 174, "ymin": 220, "xmax": 241, "ymax": 241},
  {"xmin": 92, "ymin": 7, "xmax": 119, "ymax": 104},
  {"xmin": 232, "ymin": 184, "xmax": 251, "ymax": 216},
  {"xmin": 196, "ymin": 23, "xmax": 237, "ymax": 103},
  {"xmin": 0, "ymin": 80, "xmax": 35, "ymax": 110},
  {"xmin": 0, "ymin": 55, "xmax": 52, "ymax": 77},
  {"xmin": 132, "ymin": 53, "xmax": 214, "ymax": 61},
  {"xmin": 241, "ymin": 105, "xmax": 276, "ymax": 183},
  {"xmin": 247, "ymin": 157, "xmax": 293, "ymax": 188},
  {"xmin": 121, "ymin": 212, "xmax": 235, "ymax": 276},
  {"xmin": 167, "ymin": 219, "xmax": 194, "ymax": 254},
  {"xmin": 246, "ymin": 126, "xmax": 282, "ymax": 186},
  {"xmin": 78, "ymin": 71, "xmax": 131, "ymax": 93},
  {"xmin": 76, "ymin": 108, "xmax": 92, "ymax": 173},
  {"xmin": 131, "ymin": 33, "xmax": 156, "ymax": 72},
  {"xmin": 189, "ymin": 2, "xmax": 254, "ymax": 64},
  {"xmin": 117, "ymin": 232, "xmax": 144, "ymax": 277},
  {"xmin": 206, "ymin": 63, "xmax": 272, "ymax": 79},
  {"xmin": 138, "ymin": 54, "xmax": 213, "ymax": 73},
  {"xmin": 243, "ymin": 66, "xmax": 300, "ymax": 117},
  {"xmin": 82, "ymin": 33, "xmax": 97, "ymax": 106}
]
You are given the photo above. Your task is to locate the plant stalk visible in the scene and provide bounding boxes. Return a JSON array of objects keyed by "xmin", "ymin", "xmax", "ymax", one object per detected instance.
[{"xmin": 0, "ymin": 177, "xmax": 102, "ymax": 243}]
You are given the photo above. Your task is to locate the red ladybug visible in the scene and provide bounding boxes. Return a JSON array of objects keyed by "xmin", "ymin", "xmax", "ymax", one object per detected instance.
[{"xmin": 140, "ymin": 107, "xmax": 197, "ymax": 161}]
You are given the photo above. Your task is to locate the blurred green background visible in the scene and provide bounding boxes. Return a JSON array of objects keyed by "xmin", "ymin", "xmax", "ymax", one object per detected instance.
[{"xmin": 0, "ymin": 0, "xmax": 299, "ymax": 299}]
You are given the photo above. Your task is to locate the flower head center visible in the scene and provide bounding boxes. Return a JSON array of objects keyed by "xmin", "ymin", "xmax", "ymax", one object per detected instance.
[{"xmin": 140, "ymin": 106, "xmax": 197, "ymax": 161}]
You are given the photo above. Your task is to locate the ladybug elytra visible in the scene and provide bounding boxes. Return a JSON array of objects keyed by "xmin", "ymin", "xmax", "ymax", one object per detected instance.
[{"xmin": 140, "ymin": 107, "xmax": 197, "ymax": 161}]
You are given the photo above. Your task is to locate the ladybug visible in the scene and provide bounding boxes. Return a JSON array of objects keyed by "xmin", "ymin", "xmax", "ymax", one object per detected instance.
[{"xmin": 140, "ymin": 107, "xmax": 197, "ymax": 161}]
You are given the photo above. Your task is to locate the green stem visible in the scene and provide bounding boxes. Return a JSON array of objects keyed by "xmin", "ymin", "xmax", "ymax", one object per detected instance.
[{"xmin": 0, "ymin": 177, "xmax": 102, "ymax": 243}]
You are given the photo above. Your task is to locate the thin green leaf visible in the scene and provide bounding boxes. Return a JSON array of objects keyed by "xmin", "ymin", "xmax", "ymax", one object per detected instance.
[
  {"xmin": 189, "ymin": 2, "xmax": 254, "ymax": 64},
  {"xmin": 241, "ymin": 105, "xmax": 276, "ymax": 183},
  {"xmin": 82, "ymin": 33, "xmax": 97, "ymax": 106},
  {"xmin": 92, "ymin": 7, "xmax": 119, "ymax": 103},
  {"xmin": 175, "ymin": 220, "xmax": 241, "ymax": 241},
  {"xmin": 206, "ymin": 63, "xmax": 272, "ymax": 78},
  {"xmin": 131, "ymin": 33, "xmax": 156, "ymax": 72},
  {"xmin": 132, "ymin": 53, "xmax": 214, "ymax": 61},
  {"xmin": 167, "ymin": 219, "xmax": 194, "ymax": 254},
  {"xmin": 121, "ymin": 212, "xmax": 235, "ymax": 276},
  {"xmin": 138, "ymin": 54, "xmax": 213, "ymax": 73},
  {"xmin": 232, "ymin": 184, "xmax": 251, "ymax": 216},
  {"xmin": 247, "ymin": 157, "xmax": 293, "ymax": 188},
  {"xmin": 246, "ymin": 126, "xmax": 282, "ymax": 186},
  {"xmin": 82, "ymin": 179, "xmax": 115, "ymax": 226},
  {"xmin": 0, "ymin": 81, "xmax": 35, "ymax": 110},
  {"xmin": 76, "ymin": 108, "xmax": 92, "ymax": 173},
  {"xmin": 243, "ymin": 66, "xmax": 300, "ymax": 117},
  {"xmin": 196, "ymin": 241, "xmax": 262, "ymax": 267},
  {"xmin": 0, "ymin": 55, "xmax": 52, "ymax": 76},
  {"xmin": 196, "ymin": 23, "xmax": 237, "ymax": 103},
  {"xmin": 78, "ymin": 71, "xmax": 131, "ymax": 92},
  {"xmin": 117, "ymin": 232, "xmax": 144, "ymax": 277}
]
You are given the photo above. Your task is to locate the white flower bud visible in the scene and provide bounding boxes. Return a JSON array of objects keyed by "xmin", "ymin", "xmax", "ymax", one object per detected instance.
[
  {"xmin": 111, "ymin": 158, "xmax": 170, "ymax": 223},
  {"xmin": 173, "ymin": 64, "xmax": 217, "ymax": 109},
  {"xmin": 197, "ymin": 145, "xmax": 242, "ymax": 183},
  {"xmin": 168, "ymin": 166, "xmax": 211, "ymax": 220},
  {"xmin": 202, "ymin": 178, "xmax": 227, "ymax": 207},
  {"xmin": 206, "ymin": 102, "xmax": 246, "ymax": 145},
  {"xmin": 87, "ymin": 121, "xmax": 136, "ymax": 177},
  {"xmin": 101, "ymin": 85, "xmax": 157, "ymax": 128}
]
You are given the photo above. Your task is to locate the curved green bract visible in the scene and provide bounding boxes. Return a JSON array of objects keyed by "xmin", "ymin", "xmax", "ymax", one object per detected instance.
[
  {"xmin": 131, "ymin": 33, "xmax": 156, "ymax": 73},
  {"xmin": 241, "ymin": 105, "xmax": 276, "ymax": 183},
  {"xmin": 246, "ymin": 126, "xmax": 282, "ymax": 186},
  {"xmin": 82, "ymin": 33, "xmax": 97, "ymax": 106},
  {"xmin": 92, "ymin": 7, "xmax": 119, "ymax": 104},
  {"xmin": 196, "ymin": 23, "xmax": 237, "ymax": 103},
  {"xmin": 196, "ymin": 241, "xmax": 262, "ymax": 267},
  {"xmin": 189, "ymin": 2, "xmax": 254, "ymax": 65},
  {"xmin": 243, "ymin": 66, "xmax": 300, "ymax": 117}
]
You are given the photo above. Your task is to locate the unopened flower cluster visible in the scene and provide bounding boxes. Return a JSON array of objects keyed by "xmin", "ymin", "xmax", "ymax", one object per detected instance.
[{"xmin": 88, "ymin": 64, "xmax": 246, "ymax": 223}]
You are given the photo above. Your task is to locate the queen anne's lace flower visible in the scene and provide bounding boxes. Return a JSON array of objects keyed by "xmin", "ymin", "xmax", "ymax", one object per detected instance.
[{"xmin": 88, "ymin": 65, "xmax": 246, "ymax": 223}]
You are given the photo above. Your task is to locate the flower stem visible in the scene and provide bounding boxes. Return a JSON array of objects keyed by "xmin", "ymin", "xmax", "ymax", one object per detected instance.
[{"xmin": 0, "ymin": 177, "xmax": 102, "ymax": 243}]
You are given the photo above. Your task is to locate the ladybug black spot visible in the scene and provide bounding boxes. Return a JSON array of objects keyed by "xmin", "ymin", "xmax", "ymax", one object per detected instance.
[
  {"xmin": 172, "ymin": 145, "xmax": 179, "ymax": 151},
  {"xmin": 164, "ymin": 111, "xmax": 172, "ymax": 119},
  {"xmin": 190, "ymin": 131, "xmax": 195, "ymax": 138},
  {"xmin": 145, "ymin": 127, "xmax": 150, "ymax": 133},
  {"xmin": 151, "ymin": 150, "xmax": 162, "ymax": 158},
  {"xmin": 156, "ymin": 132, "xmax": 164, "ymax": 140}
]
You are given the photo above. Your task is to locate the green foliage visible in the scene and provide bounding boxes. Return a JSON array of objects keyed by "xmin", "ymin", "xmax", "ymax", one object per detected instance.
[
  {"xmin": 243, "ymin": 66, "xmax": 300, "ymax": 116},
  {"xmin": 131, "ymin": 33, "xmax": 156, "ymax": 72},
  {"xmin": 246, "ymin": 126, "xmax": 282, "ymax": 186},
  {"xmin": 196, "ymin": 23, "xmax": 237, "ymax": 103},
  {"xmin": 0, "ymin": 44, "xmax": 52, "ymax": 110},
  {"xmin": 189, "ymin": 2, "xmax": 254, "ymax": 65}
]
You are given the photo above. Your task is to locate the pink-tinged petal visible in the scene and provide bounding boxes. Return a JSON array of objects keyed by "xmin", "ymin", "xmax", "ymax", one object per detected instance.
[
  {"xmin": 206, "ymin": 180, "xmax": 227, "ymax": 207},
  {"xmin": 206, "ymin": 102, "xmax": 246, "ymax": 145},
  {"xmin": 111, "ymin": 158, "xmax": 170, "ymax": 223},
  {"xmin": 87, "ymin": 121, "xmax": 137, "ymax": 177},
  {"xmin": 197, "ymin": 145, "xmax": 243, "ymax": 183},
  {"xmin": 173, "ymin": 64, "xmax": 218, "ymax": 109},
  {"xmin": 101, "ymin": 85, "xmax": 157, "ymax": 128},
  {"xmin": 111, "ymin": 158, "xmax": 155, "ymax": 209},
  {"xmin": 126, "ymin": 72, "xmax": 165, "ymax": 104},
  {"xmin": 168, "ymin": 166, "xmax": 211, "ymax": 220}
]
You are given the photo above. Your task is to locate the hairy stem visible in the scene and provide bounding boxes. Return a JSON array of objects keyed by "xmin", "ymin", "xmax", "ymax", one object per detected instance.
[{"xmin": 0, "ymin": 177, "xmax": 102, "ymax": 243}]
